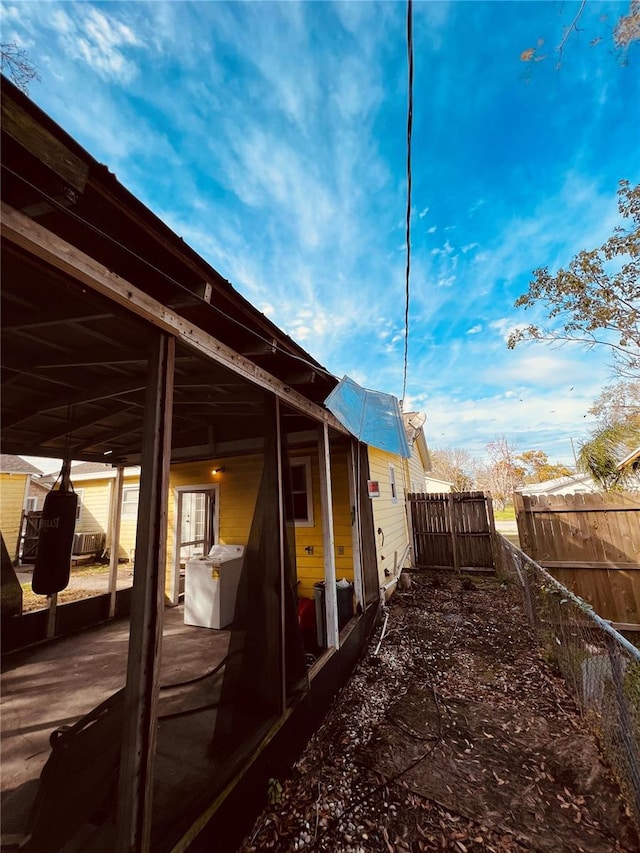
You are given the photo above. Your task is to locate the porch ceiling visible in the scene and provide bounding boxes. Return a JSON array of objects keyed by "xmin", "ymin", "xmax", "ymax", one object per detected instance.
[
  {"xmin": 1, "ymin": 77, "xmax": 339, "ymax": 466},
  {"xmin": 0, "ymin": 244, "xmax": 313, "ymax": 464}
]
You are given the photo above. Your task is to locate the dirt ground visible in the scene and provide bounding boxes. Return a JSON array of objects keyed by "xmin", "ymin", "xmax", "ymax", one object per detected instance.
[{"xmin": 238, "ymin": 571, "xmax": 638, "ymax": 853}]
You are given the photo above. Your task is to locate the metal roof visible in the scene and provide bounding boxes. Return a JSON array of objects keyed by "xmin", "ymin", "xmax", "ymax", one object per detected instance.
[{"xmin": 324, "ymin": 376, "xmax": 411, "ymax": 458}]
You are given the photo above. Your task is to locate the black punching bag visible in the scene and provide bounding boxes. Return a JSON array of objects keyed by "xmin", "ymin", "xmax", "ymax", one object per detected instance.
[{"xmin": 32, "ymin": 461, "xmax": 78, "ymax": 596}]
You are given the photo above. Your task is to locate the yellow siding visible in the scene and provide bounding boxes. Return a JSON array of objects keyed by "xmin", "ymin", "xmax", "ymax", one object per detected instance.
[
  {"xmin": 74, "ymin": 474, "xmax": 139, "ymax": 560},
  {"xmin": 368, "ymin": 448, "xmax": 411, "ymax": 587},
  {"xmin": 0, "ymin": 474, "xmax": 28, "ymax": 562},
  {"xmin": 166, "ymin": 455, "xmax": 264, "ymax": 598},
  {"xmin": 116, "ymin": 475, "xmax": 141, "ymax": 559},
  {"xmin": 76, "ymin": 481, "xmax": 111, "ymax": 535},
  {"xmin": 290, "ymin": 446, "xmax": 355, "ymax": 599},
  {"xmin": 165, "ymin": 448, "xmax": 355, "ymax": 601}
]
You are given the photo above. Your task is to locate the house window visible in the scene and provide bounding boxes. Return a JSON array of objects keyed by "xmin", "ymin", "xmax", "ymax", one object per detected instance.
[
  {"xmin": 75, "ymin": 488, "xmax": 84, "ymax": 520},
  {"xmin": 290, "ymin": 458, "xmax": 313, "ymax": 527},
  {"xmin": 25, "ymin": 496, "xmax": 38, "ymax": 512},
  {"xmin": 389, "ymin": 464, "xmax": 398, "ymax": 505},
  {"xmin": 122, "ymin": 487, "xmax": 140, "ymax": 518}
]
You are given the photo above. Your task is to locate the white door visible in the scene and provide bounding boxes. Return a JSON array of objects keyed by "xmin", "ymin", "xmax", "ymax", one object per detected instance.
[{"xmin": 172, "ymin": 487, "xmax": 218, "ymax": 604}]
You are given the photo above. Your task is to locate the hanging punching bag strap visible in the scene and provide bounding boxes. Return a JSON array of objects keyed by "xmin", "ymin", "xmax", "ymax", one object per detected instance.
[{"xmin": 32, "ymin": 459, "xmax": 79, "ymax": 596}]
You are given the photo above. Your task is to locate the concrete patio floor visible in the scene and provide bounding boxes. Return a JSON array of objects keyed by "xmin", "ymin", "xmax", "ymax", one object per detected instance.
[{"xmin": 1, "ymin": 604, "xmax": 231, "ymax": 843}]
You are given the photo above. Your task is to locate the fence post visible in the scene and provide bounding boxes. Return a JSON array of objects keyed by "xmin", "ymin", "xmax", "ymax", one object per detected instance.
[
  {"xmin": 606, "ymin": 635, "xmax": 640, "ymax": 825},
  {"xmin": 447, "ymin": 493, "xmax": 459, "ymax": 575},
  {"xmin": 513, "ymin": 492, "xmax": 530, "ymax": 555},
  {"xmin": 511, "ymin": 552, "xmax": 536, "ymax": 628},
  {"xmin": 485, "ymin": 492, "xmax": 498, "ymax": 573}
]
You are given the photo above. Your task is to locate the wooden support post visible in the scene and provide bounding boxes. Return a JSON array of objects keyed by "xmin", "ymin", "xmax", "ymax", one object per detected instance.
[
  {"xmin": 275, "ymin": 398, "xmax": 287, "ymax": 712},
  {"xmin": 46, "ymin": 593, "xmax": 57, "ymax": 638},
  {"xmin": 115, "ymin": 333, "xmax": 174, "ymax": 853},
  {"xmin": 108, "ymin": 465, "xmax": 125, "ymax": 618},
  {"xmin": 347, "ymin": 442, "xmax": 364, "ymax": 611},
  {"xmin": 447, "ymin": 492, "xmax": 460, "ymax": 575},
  {"xmin": 318, "ymin": 424, "xmax": 339, "ymax": 648}
]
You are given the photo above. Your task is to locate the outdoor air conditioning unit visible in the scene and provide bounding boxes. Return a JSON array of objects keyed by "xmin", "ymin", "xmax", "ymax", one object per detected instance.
[{"xmin": 72, "ymin": 532, "xmax": 106, "ymax": 555}]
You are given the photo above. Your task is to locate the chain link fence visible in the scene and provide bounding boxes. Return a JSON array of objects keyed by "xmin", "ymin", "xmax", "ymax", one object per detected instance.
[{"xmin": 495, "ymin": 534, "xmax": 640, "ymax": 830}]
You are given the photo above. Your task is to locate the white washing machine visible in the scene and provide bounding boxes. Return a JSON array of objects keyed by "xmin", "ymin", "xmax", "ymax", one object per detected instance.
[{"xmin": 184, "ymin": 544, "xmax": 245, "ymax": 629}]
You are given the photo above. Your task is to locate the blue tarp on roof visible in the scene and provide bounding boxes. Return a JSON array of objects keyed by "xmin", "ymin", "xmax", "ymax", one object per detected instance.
[{"xmin": 324, "ymin": 376, "xmax": 411, "ymax": 458}]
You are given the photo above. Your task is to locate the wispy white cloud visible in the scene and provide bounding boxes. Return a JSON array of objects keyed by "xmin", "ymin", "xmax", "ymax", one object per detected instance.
[{"xmin": 50, "ymin": 4, "xmax": 143, "ymax": 82}]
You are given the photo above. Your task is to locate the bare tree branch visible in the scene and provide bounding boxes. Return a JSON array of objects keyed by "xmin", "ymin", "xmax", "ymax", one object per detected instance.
[{"xmin": 1, "ymin": 42, "xmax": 40, "ymax": 94}]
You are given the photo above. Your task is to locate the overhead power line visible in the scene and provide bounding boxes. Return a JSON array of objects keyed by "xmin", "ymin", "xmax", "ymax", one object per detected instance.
[{"xmin": 402, "ymin": 0, "xmax": 414, "ymax": 407}]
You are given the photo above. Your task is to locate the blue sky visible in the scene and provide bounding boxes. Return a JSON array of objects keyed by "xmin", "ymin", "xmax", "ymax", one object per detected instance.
[{"xmin": 3, "ymin": 0, "xmax": 639, "ymax": 466}]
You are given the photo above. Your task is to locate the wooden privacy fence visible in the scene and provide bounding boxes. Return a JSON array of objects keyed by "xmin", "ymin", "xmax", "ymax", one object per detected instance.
[
  {"xmin": 408, "ymin": 491, "xmax": 496, "ymax": 573},
  {"xmin": 514, "ymin": 491, "xmax": 640, "ymax": 631}
]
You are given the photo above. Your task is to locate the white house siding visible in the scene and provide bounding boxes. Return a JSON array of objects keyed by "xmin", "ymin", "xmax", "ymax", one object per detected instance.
[
  {"xmin": 367, "ymin": 447, "xmax": 411, "ymax": 590},
  {"xmin": 424, "ymin": 476, "xmax": 453, "ymax": 494},
  {"xmin": 406, "ymin": 443, "xmax": 427, "ymax": 494}
]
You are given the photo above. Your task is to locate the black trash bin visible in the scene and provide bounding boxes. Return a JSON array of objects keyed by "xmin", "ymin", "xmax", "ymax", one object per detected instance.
[
  {"xmin": 314, "ymin": 581, "xmax": 326, "ymax": 648},
  {"xmin": 337, "ymin": 580, "xmax": 354, "ymax": 630},
  {"xmin": 314, "ymin": 580, "xmax": 354, "ymax": 648}
]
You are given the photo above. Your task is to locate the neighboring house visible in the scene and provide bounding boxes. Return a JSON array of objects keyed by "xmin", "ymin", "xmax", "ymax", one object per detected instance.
[
  {"xmin": 0, "ymin": 77, "xmax": 435, "ymax": 853},
  {"xmin": 27, "ymin": 478, "xmax": 50, "ymax": 512},
  {"xmin": 42, "ymin": 462, "xmax": 141, "ymax": 561},
  {"xmin": 403, "ymin": 412, "xmax": 432, "ymax": 493},
  {"xmin": 618, "ymin": 445, "xmax": 640, "ymax": 472},
  {"xmin": 518, "ymin": 474, "xmax": 600, "ymax": 496},
  {"xmin": 423, "ymin": 475, "xmax": 454, "ymax": 493},
  {"xmin": 0, "ymin": 455, "xmax": 43, "ymax": 561},
  {"xmin": 519, "ymin": 470, "xmax": 640, "ymax": 497}
]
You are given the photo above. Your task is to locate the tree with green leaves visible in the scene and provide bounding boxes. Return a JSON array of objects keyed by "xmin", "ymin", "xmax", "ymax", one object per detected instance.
[
  {"xmin": 508, "ymin": 181, "xmax": 640, "ymax": 379},
  {"xmin": 578, "ymin": 379, "xmax": 640, "ymax": 489},
  {"xmin": 577, "ymin": 418, "xmax": 640, "ymax": 490},
  {"xmin": 515, "ymin": 450, "xmax": 573, "ymax": 484}
]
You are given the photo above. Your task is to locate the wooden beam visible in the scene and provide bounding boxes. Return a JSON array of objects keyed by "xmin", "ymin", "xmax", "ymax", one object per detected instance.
[
  {"xmin": 2, "ymin": 203, "xmax": 347, "ymax": 436},
  {"xmin": 21, "ymin": 406, "xmax": 133, "ymax": 445},
  {"xmin": 36, "ymin": 376, "xmax": 147, "ymax": 413},
  {"xmin": 275, "ymin": 399, "xmax": 287, "ymax": 711},
  {"xmin": 318, "ymin": 424, "xmax": 339, "ymax": 649},
  {"xmin": 2, "ymin": 94, "xmax": 89, "ymax": 192},
  {"xmin": 240, "ymin": 338, "xmax": 277, "ymax": 356},
  {"xmin": 348, "ymin": 441, "xmax": 364, "ymax": 611},
  {"xmin": 115, "ymin": 334, "xmax": 174, "ymax": 853},
  {"xmin": 3, "ymin": 312, "xmax": 112, "ymax": 332},
  {"xmin": 611, "ymin": 622, "xmax": 640, "ymax": 632},
  {"xmin": 108, "ymin": 466, "xmax": 125, "ymax": 618}
]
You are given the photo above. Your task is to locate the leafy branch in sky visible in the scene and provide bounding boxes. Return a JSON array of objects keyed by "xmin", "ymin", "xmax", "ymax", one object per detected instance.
[
  {"xmin": 589, "ymin": 380, "xmax": 640, "ymax": 428},
  {"xmin": 577, "ymin": 418, "xmax": 640, "ymax": 490},
  {"xmin": 577, "ymin": 380, "xmax": 640, "ymax": 489},
  {"xmin": 520, "ymin": 0, "xmax": 639, "ymax": 70},
  {"xmin": 1, "ymin": 42, "xmax": 40, "ymax": 94},
  {"xmin": 508, "ymin": 181, "xmax": 640, "ymax": 379}
]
